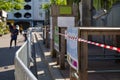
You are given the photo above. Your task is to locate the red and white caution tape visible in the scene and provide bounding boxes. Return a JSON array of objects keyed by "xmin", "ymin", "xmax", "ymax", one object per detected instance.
[{"xmin": 57, "ymin": 33, "xmax": 120, "ymax": 53}]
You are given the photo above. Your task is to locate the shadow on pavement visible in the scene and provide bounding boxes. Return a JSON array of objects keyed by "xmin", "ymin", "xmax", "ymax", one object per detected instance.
[{"xmin": 0, "ymin": 46, "xmax": 20, "ymax": 80}]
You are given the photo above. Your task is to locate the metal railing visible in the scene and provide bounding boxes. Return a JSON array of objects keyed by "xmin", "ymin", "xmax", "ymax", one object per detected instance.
[{"xmin": 14, "ymin": 29, "xmax": 38, "ymax": 80}]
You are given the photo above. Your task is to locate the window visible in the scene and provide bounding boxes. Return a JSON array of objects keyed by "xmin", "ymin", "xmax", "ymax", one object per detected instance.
[
  {"xmin": 24, "ymin": 5, "xmax": 31, "ymax": 10},
  {"xmin": 24, "ymin": 12, "xmax": 31, "ymax": 18},
  {"xmin": 14, "ymin": 12, "xmax": 22, "ymax": 18},
  {"xmin": 25, "ymin": 0, "xmax": 31, "ymax": 2}
]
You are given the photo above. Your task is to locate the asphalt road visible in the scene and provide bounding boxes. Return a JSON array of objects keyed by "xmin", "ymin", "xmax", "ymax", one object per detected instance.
[{"xmin": 0, "ymin": 33, "xmax": 24, "ymax": 80}]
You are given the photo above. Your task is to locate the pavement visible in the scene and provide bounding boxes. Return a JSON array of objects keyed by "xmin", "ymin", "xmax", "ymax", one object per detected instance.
[
  {"xmin": 34, "ymin": 32, "xmax": 120, "ymax": 80},
  {"xmin": 1, "ymin": 31, "xmax": 120, "ymax": 80},
  {"xmin": 0, "ymin": 32, "xmax": 70, "ymax": 80},
  {"xmin": 0, "ymin": 33, "xmax": 24, "ymax": 80},
  {"xmin": 34, "ymin": 32, "xmax": 70, "ymax": 80}
]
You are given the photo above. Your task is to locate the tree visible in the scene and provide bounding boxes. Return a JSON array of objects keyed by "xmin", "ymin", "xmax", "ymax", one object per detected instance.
[
  {"xmin": 0, "ymin": 0, "xmax": 25, "ymax": 35},
  {"xmin": 42, "ymin": 0, "xmax": 81, "ymax": 10},
  {"xmin": 50, "ymin": 0, "xmax": 67, "ymax": 5},
  {"xmin": 93, "ymin": 0, "xmax": 120, "ymax": 10},
  {"xmin": 0, "ymin": 0, "xmax": 25, "ymax": 12},
  {"xmin": 41, "ymin": 0, "xmax": 81, "ymax": 25}
]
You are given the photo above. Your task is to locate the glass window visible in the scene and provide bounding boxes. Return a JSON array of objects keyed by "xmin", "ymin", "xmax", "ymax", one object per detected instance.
[
  {"xmin": 14, "ymin": 12, "xmax": 22, "ymax": 18},
  {"xmin": 25, "ymin": 0, "xmax": 31, "ymax": 2},
  {"xmin": 24, "ymin": 12, "xmax": 31, "ymax": 18},
  {"xmin": 24, "ymin": 5, "xmax": 31, "ymax": 10}
]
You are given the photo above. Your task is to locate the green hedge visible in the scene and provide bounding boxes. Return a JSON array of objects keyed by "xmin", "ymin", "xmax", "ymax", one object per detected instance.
[{"xmin": 0, "ymin": 22, "xmax": 9, "ymax": 35}]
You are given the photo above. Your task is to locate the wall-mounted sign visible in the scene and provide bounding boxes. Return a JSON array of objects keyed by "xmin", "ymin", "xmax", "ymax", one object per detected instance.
[
  {"xmin": 67, "ymin": 27, "xmax": 78, "ymax": 71},
  {"xmin": 58, "ymin": 17, "xmax": 75, "ymax": 27},
  {"xmin": 59, "ymin": 6, "xmax": 72, "ymax": 15}
]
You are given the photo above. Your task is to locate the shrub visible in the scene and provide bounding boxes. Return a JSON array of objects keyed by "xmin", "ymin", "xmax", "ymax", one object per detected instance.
[{"xmin": 0, "ymin": 22, "xmax": 9, "ymax": 35}]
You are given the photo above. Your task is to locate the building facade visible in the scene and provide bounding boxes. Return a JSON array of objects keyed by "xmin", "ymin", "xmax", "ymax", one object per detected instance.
[{"xmin": 7, "ymin": 0, "xmax": 49, "ymax": 30}]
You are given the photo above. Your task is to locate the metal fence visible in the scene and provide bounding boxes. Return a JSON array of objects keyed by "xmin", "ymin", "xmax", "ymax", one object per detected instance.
[{"xmin": 14, "ymin": 30, "xmax": 38, "ymax": 80}]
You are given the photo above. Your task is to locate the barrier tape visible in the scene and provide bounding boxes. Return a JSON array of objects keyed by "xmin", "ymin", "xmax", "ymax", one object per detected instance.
[{"xmin": 57, "ymin": 33, "xmax": 120, "ymax": 53}]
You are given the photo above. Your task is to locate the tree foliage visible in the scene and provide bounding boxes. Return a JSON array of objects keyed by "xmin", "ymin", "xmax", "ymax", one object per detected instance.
[
  {"xmin": 0, "ymin": 0, "xmax": 25, "ymax": 12},
  {"xmin": 42, "ymin": 0, "xmax": 81, "ymax": 10},
  {"xmin": 42, "ymin": 3, "xmax": 50, "ymax": 10},
  {"xmin": 50, "ymin": 0, "xmax": 80, "ymax": 5},
  {"xmin": 50, "ymin": 0, "xmax": 67, "ymax": 5},
  {"xmin": 93, "ymin": 0, "xmax": 120, "ymax": 10}
]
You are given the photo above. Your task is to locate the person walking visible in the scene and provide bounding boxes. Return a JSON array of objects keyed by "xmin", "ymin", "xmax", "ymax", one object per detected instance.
[
  {"xmin": 23, "ymin": 30, "xmax": 27, "ymax": 41},
  {"xmin": 9, "ymin": 24, "xmax": 19, "ymax": 48},
  {"xmin": 19, "ymin": 24, "xmax": 23, "ymax": 35},
  {"xmin": 9, "ymin": 23, "xmax": 13, "ymax": 33},
  {"xmin": 16, "ymin": 24, "xmax": 20, "ymax": 34}
]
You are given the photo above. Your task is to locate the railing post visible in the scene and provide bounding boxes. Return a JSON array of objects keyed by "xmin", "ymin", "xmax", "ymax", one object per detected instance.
[{"xmin": 27, "ymin": 29, "xmax": 32, "ymax": 67}]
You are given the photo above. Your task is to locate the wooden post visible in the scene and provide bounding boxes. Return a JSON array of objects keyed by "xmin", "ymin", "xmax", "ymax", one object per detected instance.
[
  {"xmin": 45, "ymin": 25, "xmax": 50, "ymax": 48},
  {"xmin": 73, "ymin": 3, "xmax": 79, "ymax": 26},
  {"xmin": 50, "ymin": 17, "xmax": 57, "ymax": 58},
  {"xmin": 43, "ymin": 26, "xmax": 45, "ymax": 44},
  {"xmin": 78, "ymin": 30, "xmax": 88, "ymax": 80},
  {"xmin": 59, "ymin": 27, "xmax": 67, "ymax": 69},
  {"xmin": 81, "ymin": 0, "xmax": 91, "ymax": 26}
]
